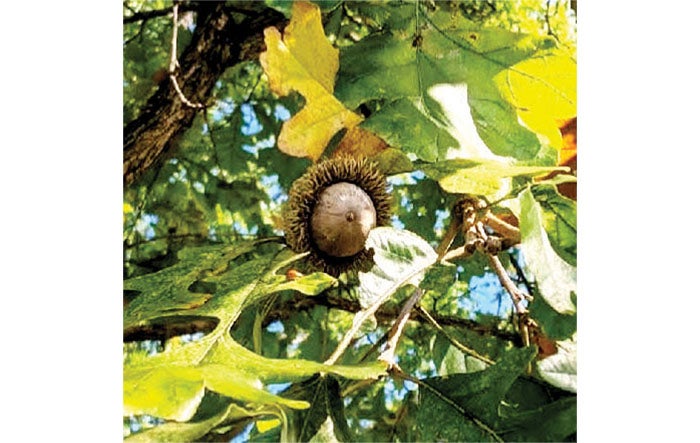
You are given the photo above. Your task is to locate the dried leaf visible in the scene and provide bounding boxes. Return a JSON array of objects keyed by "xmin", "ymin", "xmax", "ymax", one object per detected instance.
[{"xmin": 332, "ymin": 126, "xmax": 388, "ymax": 159}]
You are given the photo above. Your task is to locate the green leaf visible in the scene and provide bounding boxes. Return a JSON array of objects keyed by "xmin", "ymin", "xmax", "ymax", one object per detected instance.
[
  {"xmin": 519, "ymin": 188, "xmax": 576, "ymax": 314},
  {"xmin": 438, "ymin": 344, "xmax": 467, "ymax": 376},
  {"xmin": 359, "ymin": 98, "xmax": 457, "ymax": 162},
  {"xmin": 123, "ymin": 242, "xmax": 258, "ymax": 330},
  {"xmin": 335, "ymin": 7, "xmax": 562, "ymax": 161},
  {"xmin": 285, "ymin": 375, "xmax": 353, "ymax": 442},
  {"xmin": 499, "ymin": 397, "xmax": 576, "ymax": 442},
  {"xmin": 275, "ymin": 272, "xmax": 337, "ymax": 295},
  {"xmin": 124, "ymin": 245, "xmax": 387, "ymax": 424},
  {"xmin": 125, "ymin": 403, "xmax": 257, "ymax": 443},
  {"xmin": 370, "ymin": 147, "xmax": 415, "ymax": 176},
  {"xmin": 358, "ymin": 227, "xmax": 438, "ymax": 308},
  {"xmin": 421, "ymin": 158, "xmax": 567, "ymax": 197},
  {"xmin": 410, "ymin": 347, "xmax": 536, "ymax": 441},
  {"xmin": 531, "ymin": 184, "xmax": 577, "ymax": 266},
  {"xmin": 528, "ymin": 291, "xmax": 577, "ymax": 341},
  {"xmin": 309, "ymin": 417, "xmax": 340, "ymax": 443},
  {"xmin": 124, "ymin": 366, "xmax": 205, "ymax": 422}
]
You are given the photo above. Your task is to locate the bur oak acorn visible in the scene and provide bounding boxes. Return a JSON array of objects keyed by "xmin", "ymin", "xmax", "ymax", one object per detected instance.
[{"xmin": 284, "ymin": 156, "xmax": 392, "ymax": 276}]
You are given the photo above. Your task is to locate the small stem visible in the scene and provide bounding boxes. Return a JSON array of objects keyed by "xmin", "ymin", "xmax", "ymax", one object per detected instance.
[
  {"xmin": 416, "ymin": 305, "xmax": 494, "ymax": 365},
  {"xmin": 436, "ymin": 213, "xmax": 460, "ymax": 261},
  {"xmin": 484, "ymin": 213, "xmax": 521, "ymax": 242},
  {"xmin": 487, "ymin": 254, "xmax": 527, "ymax": 314},
  {"xmin": 442, "ymin": 245, "xmax": 469, "ymax": 262},
  {"xmin": 378, "ymin": 287, "xmax": 424, "ymax": 365}
]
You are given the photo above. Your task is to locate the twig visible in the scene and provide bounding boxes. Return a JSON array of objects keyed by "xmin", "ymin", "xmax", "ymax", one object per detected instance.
[
  {"xmin": 442, "ymin": 245, "xmax": 469, "ymax": 262},
  {"xmin": 332, "ymin": 202, "xmax": 464, "ymax": 366},
  {"xmin": 124, "ymin": 19, "xmax": 147, "ymax": 46},
  {"xmin": 483, "ymin": 212, "xmax": 520, "ymax": 242},
  {"xmin": 486, "ymin": 254, "xmax": 531, "ymax": 315},
  {"xmin": 416, "ymin": 305, "xmax": 494, "ymax": 365},
  {"xmin": 169, "ymin": 2, "xmax": 205, "ymax": 109},
  {"xmin": 323, "ymin": 262, "xmax": 436, "ymax": 365},
  {"xmin": 544, "ymin": 0, "xmax": 553, "ymax": 36},
  {"xmin": 508, "ymin": 253, "xmax": 534, "ymax": 297},
  {"xmin": 378, "ymin": 287, "xmax": 424, "ymax": 365},
  {"xmin": 487, "ymin": 253, "xmax": 535, "ymax": 366},
  {"xmin": 265, "ymin": 292, "xmax": 522, "ymax": 343},
  {"xmin": 436, "ymin": 209, "xmax": 461, "ymax": 260}
]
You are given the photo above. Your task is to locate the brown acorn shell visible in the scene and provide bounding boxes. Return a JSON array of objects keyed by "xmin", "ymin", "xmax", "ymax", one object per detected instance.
[{"xmin": 284, "ymin": 156, "xmax": 392, "ymax": 276}]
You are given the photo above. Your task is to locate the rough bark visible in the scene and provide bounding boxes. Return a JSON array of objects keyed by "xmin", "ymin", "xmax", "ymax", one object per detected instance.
[{"xmin": 123, "ymin": 2, "xmax": 285, "ymax": 186}]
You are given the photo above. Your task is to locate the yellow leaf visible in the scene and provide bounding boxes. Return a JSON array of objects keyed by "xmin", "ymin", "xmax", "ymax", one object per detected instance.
[
  {"xmin": 260, "ymin": 1, "xmax": 362, "ymax": 161},
  {"xmin": 496, "ymin": 50, "xmax": 576, "ymax": 155}
]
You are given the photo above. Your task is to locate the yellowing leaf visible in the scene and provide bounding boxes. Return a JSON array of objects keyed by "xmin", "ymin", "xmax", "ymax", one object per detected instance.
[
  {"xmin": 496, "ymin": 50, "xmax": 576, "ymax": 156},
  {"xmin": 123, "ymin": 367, "xmax": 205, "ymax": 422},
  {"xmin": 260, "ymin": 1, "xmax": 362, "ymax": 161}
]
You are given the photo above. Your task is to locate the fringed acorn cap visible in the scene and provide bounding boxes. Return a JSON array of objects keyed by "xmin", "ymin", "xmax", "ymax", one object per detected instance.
[{"xmin": 284, "ymin": 156, "xmax": 392, "ymax": 276}]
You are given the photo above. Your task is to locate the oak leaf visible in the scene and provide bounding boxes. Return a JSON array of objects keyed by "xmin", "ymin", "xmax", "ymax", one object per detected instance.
[{"xmin": 260, "ymin": 1, "xmax": 362, "ymax": 161}]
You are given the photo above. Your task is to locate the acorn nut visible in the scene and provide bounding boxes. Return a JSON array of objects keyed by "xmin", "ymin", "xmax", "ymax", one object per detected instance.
[
  {"xmin": 311, "ymin": 182, "xmax": 377, "ymax": 257},
  {"xmin": 283, "ymin": 156, "xmax": 392, "ymax": 276}
]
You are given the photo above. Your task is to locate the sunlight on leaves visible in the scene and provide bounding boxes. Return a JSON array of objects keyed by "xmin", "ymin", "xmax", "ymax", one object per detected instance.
[
  {"xmin": 422, "ymin": 158, "xmax": 567, "ymax": 197},
  {"xmin": 519, "ymin": 188, "xmax": 576, "ymax": 314},
  {"xmin": 495, "ymin": 49, "xmax": 576, "ymax": 152},
  {"xmin": 537, "ymin": 333, "xmax": 577, "ymax": 393},
  {"xmin": 124, "ymin": 403, "xmax": 254, "ymax": 443},
  {"xmin": 358, "ymin": 227, "xmax": 438, "ymax": 309},
  {"xmin": 275, "ymin": 272, "xmax": 337, "ymax": 295}
]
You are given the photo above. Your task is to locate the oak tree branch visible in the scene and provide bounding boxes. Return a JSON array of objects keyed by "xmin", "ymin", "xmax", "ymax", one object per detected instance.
[{"xmin": 123, "ymin": 2, "xmax": 285, "ymax": 186}]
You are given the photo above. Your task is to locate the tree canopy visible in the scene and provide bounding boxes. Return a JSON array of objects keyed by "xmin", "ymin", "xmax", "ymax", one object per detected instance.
[{"xmin": 123, "ymin": 1, "xmax": 577, "ymax": 441}]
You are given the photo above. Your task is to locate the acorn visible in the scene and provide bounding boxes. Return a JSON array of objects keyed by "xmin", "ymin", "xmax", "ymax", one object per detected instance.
[{"xmin": 284, "ymin": 156, "xmax": 392, "ymax": 276}]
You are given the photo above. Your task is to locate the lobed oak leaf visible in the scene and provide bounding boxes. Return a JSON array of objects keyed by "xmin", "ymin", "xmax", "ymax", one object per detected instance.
[{"xmin": 260, "ymin": 1, "xmax": 362, "ymax": 161}]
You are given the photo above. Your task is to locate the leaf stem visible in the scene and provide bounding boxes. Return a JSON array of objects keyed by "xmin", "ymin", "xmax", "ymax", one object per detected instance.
[
  {"xmin": 487, "ymin": 254, "xmax": 529, "ymax": 314},
  {"xmin": 378, "ymin": 287, "xmax": 425, "ymax": 365},
  {"xmin": 415, "ymin": 305, "xmax": 494, "ymax": 365},
  {"xmin": 436, "ymin": 210, "xmax": 461, "ymax": 260}
]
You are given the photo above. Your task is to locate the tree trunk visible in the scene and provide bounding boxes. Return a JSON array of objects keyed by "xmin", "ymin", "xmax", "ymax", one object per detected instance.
[{"xmin": 123, "ymin": 3, "xmax": 285, "ymax": 186}]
